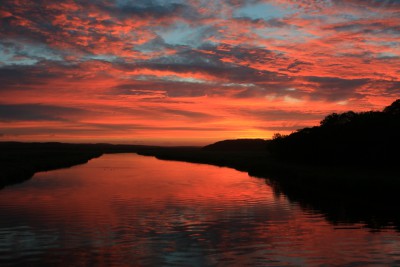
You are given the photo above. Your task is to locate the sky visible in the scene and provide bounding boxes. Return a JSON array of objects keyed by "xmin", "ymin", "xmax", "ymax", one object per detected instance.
[{"xmin": 0, "ymin": 0, "xmax": 399, "ymax": 145}]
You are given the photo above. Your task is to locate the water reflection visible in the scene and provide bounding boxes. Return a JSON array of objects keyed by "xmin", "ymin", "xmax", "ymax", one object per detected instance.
[
  {"xmin": 0, "ymin": 154, "xmax": 399, "ymax": 266},
  {"xmin": 266, "ymin": 176, "xmax": 400, "ymax": 232}
]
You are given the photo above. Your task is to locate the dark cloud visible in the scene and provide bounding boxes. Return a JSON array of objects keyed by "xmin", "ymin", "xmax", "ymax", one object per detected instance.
[
  {"xmin": 0, "ymin": 104, "xmax": 86, "ymax": 122},
  {"xmin": 0, "ymin": 122, "xmax": 227, "ymax": 137},
  {"xmin": 285, "ymin": 60, "xmax": 313, "ymax": 73},
  {"xmin": 220, "ymin": 45, "xmax": 277, "ymax": 63},
  {"xmin": 257, "ymin": 125, "xmax": 311, "ymax": 132},
  {"xmin": 240, "ymin": 109, "xmax": 323, "ymax": 121},
  {"xmin": 385, "ymin": 81, "xmax": 400, "ymax": 92},
  {"xmin": 1, "ymin": 1, "xmax": 66, "ymax": 44},
  {"xmin": 153, "ymin": 107, "xmax": 218, "ymax": 120},
  {"xmin": 233, "ymin": 17, "xmax": 290, "ymax": 27},
  {"xmin": 225, "ymin": 0, "xmax": 263, "ymax": 6},
  {"xmin": 233, "ymin": 87, "xmax": 266, "ymax": 98},
  {"xmin": 0, "ymin": 64, "xmax": 62, "ymax": 88},
  {"xmin": 306, "ymin": 76, "xmax": 369, "ymax": 101},
  {"xmin": 83, "ymin": 122, "xmax": 225, "ymax": 132},
  {"xmin": 115, "ymin": 46, "xmax": 288, "ymax": 84},
  {"xmin": 336, "ymin": 0, "xmax": 400, "ymax": 8},
  {"xmin": 0, "ymin": 1, "xmax": 150, "ymax": 55},
  {"xmin": 329, "ymin": 23, "xmax": 400, "ymax": 35},
  {"xmin": 135, "ymin": 36, "xmax": 172, "ymax": 52},
  {"xmin": 111, "ymin": 81, "xmax": 211, "ymax": 98},
  {"xmin": 99, "ymin": 1, "xmax": 188, "ymax": 19}
]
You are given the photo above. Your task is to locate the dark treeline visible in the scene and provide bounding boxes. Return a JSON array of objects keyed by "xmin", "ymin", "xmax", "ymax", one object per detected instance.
[
  {"xmin": 268, "ymin": 99, "xmax": 400, "ymax": 167},
  {"xmin": 203, "ymin": 139, "xmax": 269, "ymax": 151}
]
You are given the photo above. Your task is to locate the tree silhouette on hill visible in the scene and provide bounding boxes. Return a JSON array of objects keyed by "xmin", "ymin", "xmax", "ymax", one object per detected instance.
[
  {"xmin": 383, "ymin": 99, "xmax": 400, "ymax": 115},
  {"xmin": 203, "ymin": 139, "xmax": 269, "ymax": 151},
  {"xmin": 268, "ymin": 99, "xmax": 400, "ymax": 166}
]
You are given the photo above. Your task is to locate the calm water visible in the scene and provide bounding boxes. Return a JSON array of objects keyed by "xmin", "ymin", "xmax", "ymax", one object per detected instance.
[{"xmin": 1, "ymin": 154, "xmax": 400, "ymax": 266}]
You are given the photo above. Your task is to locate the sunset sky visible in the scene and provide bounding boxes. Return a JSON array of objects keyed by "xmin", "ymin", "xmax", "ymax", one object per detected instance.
[{"xmin": 1, "ymin": 0, "xmax": 399, "ymax": 145}]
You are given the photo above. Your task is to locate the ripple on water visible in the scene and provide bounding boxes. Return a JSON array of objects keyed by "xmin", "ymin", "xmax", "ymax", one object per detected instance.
[{"xmin": 0, "ymin": 154, "xmax": 400, "ymax": 266}]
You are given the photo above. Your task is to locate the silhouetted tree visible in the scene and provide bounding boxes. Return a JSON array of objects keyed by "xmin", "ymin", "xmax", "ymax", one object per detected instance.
[
  {"xmin": 383, "ymin": 99, "xmax": 400, "ymax": 115},
  {"xmin": 268, "ymin": 99, "xmax": 400, "ymax": 166},
  {"xmin": 203, "ymin": 139, "xmax": 269, "ymax": 151},
  {"xmin": 320, "ymin": 111, "xmax": 357, "ymax": 126},
  {"xmin": 320, "ymin": 113, "xmax": 340, "ymax": 126},
  {"xmin": 272, "ymin": 133, "xmax": 286, "ymax": 140}
]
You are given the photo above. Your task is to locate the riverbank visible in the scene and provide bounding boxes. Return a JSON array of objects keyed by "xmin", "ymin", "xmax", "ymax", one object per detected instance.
[
  {"xmin": 0, "ymin": 142, "xmax": 168, "ymax": 188},
  {"xmin": 1, "ymin": 142, "xmax": 398, "ymax": 200},
  {"xmin": 2, "ymin": 141, "xmax": 400, "ymax": 230},
  {"xmin": 137, "ymin": 146, "xmax": 400, "ymax": 231},
  {"xmin": 137, "ymin": 146, "xmax": 399, "ymax": 200}
]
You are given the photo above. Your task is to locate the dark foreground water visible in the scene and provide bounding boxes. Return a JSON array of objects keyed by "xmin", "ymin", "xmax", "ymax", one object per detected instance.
[{"xmin": 0, "ymin": 154, "xmax": 399, "ymax": 266}]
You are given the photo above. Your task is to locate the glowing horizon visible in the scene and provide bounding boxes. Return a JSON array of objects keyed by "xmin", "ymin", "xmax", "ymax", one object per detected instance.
[{"xmin": 1, "ymin": 0, "xmax": 399, "ymax": 145}]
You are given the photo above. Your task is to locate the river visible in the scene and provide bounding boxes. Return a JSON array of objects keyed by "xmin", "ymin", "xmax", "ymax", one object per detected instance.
[{"xmin": 0, "ymin": 154, "xmax": 399, "ymax": 266}]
